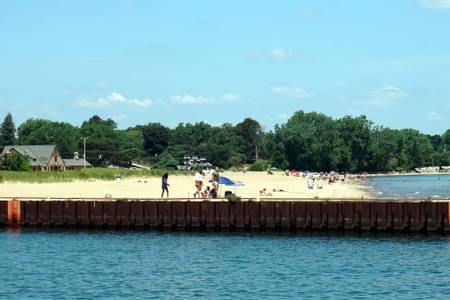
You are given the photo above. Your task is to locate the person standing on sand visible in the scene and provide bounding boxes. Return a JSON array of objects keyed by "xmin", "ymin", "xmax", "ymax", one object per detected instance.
[
  {"xmin": 161, "ymin": 172, "xmax": 170, "ymax": 198},
  {"xmin": 193, "ymin": 169, "xmax": 203, "ymax": 198}
]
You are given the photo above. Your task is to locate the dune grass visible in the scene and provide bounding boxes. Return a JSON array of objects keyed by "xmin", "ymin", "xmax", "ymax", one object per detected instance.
[{"xmin": 0, "ymin": 168, "xmax": 189, "ymax": 183}]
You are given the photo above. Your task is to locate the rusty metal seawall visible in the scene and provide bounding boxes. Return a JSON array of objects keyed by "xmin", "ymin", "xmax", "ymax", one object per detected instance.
[{"xmin": 0, "ymin": 199, "xmax": 449, "ymax": 233}]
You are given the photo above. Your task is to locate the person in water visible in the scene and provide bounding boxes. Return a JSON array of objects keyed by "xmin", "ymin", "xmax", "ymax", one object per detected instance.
[{"xmin": 161, "ymin": 172, "xmax": 169, "ymax": 198}]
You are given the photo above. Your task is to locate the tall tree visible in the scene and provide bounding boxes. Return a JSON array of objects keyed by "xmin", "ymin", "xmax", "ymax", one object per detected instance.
[
  {"xmin": 18, "ymin": 118, "xmax": 80, "ymax": 157},
  {"xmin": 235, "ymin": 118, "xmax": 263, "ymax": 163},
  {"xmin": 142, "ymin": 123, "xmax": 171, "ymax": 156},
  {"xmin": 1, "ymin": 113, "xmax": 17, "ymax": 146}
]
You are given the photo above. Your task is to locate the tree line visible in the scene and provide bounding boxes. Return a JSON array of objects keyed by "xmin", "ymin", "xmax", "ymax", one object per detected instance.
[{"xmin": 0, "ymin": 111, "xmax": 449, "ymax": 172}]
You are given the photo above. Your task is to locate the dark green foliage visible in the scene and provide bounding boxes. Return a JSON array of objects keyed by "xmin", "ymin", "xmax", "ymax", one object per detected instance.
[
  {"xmin": 249, "ymin": 160, "xmax": 270, "ymax": 171},
  {"xmin": 79, "ymin": 115, "xmax": 121, "ymax": 166},
  {"xmin": 0, "ymin": 152, "xmax": 31, "ymax": 171},
  {"xmin": 235, "ymin": 118, "xmax": 263, "ymax": 163},
  {"xmin": 2, "ymin": 111, "xmax": 448, "ymax": 172},
  {"xmin": 152, "ymin": 152, "xmax": 179, "ymax": 170},
  {"xmin": 142, "ymin": 123, "xmax": 170, "ymax": 156},
  {"xmin": 1, "ymin": 113, "xmax": 16, "ymax": 147},
  {"xmin": 18, "ymin": 119, "xmax": 80, "ymax": 157}
]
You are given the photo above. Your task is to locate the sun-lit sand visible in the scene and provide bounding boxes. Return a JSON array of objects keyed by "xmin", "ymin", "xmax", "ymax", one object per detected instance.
[{"xmin": 0, "ymin": 171, "xmax": 372, "ymax": 200}]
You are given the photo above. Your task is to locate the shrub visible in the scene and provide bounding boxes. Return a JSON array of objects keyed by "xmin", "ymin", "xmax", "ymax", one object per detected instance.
[
  {"xmin": 225, "ymin": 194, "xmax": 241, "ymax": 202},
  {"xmin": 0, "ymin": 153, "xmax": 31, "ymax": 171},
  {"xmin": 248, "ymin": 160, "xmax": 270, "ymax": 171}
]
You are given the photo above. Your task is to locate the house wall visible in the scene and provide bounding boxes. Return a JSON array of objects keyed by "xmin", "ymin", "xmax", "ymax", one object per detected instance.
[{"xmin": 47, "ymin": 148, "xmax": 65, "ymax": 171}]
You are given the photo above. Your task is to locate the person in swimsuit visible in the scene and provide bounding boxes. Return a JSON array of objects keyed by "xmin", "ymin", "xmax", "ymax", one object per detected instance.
[
  {"xmin": 161, "ymin": 172, "xmax": 169, "ymax": 198},
  {"xmin": 193, "ymin": 169, "xmax": 203, "ymax": 198}
]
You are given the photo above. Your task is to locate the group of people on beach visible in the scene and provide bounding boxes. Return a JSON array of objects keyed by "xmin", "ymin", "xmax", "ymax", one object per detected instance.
[
  {"xmin": 160, "ymin": 167, "xmax": 220, "ymax": 199},
  {"xmin": 193, "ymin": 167, "xmax": 219, "ymax": 198}
]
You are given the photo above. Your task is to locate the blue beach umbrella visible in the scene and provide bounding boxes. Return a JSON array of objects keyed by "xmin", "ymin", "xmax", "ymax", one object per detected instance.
[{"xmin": 219, "ymin": 176, "xmax": 237, "ymax": 186}]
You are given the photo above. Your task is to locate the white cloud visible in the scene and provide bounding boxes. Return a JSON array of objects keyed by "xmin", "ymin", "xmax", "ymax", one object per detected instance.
[
  {"xmin": 77, "ymin": 97, "xmax": 110, "ymax": 108},
  {"xmin": 427, "ymin": 112, "xmax": 442, "ymax": 121},
  {"xmin": 221, "ymin": 93, "xmax": 240, "ymax": 102},
  {"xmin": 271, "ymin": 86, "xmax": 316, "ymax": 99},
  {"xmin": 128, "ymin": 99, "xmax": 152, "ymax": 107},
  {"xmin": 76, "ymin": 92, "xmax": 153, "ymax": 108},
  {"xmin": 108, "ymin": 91, "xmax": 126, "ymax": 102},
  {"xmin": 171, "ymin": 95, "xmax": 213, "ymax": 104},
  {"xmin": 171, "ymin": 93, "xmax": 240, "ymax": 105},
  {"xmin": 356, "ymin": 84, "xmax": 406, "ymax": 107},
  {"xmin": 419, "ymin": 0, "xmax": 450, "ymax": 9},
  {"xmin": 270, "ymin": 48, "xmax": 295, "ymax": 61}
]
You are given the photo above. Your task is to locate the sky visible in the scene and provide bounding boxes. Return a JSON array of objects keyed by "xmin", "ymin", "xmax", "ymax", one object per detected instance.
[{"xmin": 0, "ymin": 0, "xmax": 450, "ymax": 134}]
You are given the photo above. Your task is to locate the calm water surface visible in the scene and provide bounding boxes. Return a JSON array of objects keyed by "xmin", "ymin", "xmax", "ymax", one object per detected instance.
[
  {"xmin": 0, "ymin": 229, "xmax": 449, "ymax": 299},
  {"xmin": 368, "ymin": 174, "xmax": 450, "ymax": 199}
]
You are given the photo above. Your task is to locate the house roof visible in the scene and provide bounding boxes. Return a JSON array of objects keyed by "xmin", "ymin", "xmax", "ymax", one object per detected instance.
[
  {"xmin": 63, "ymin": 159, "xmax": 92, "ymax": 167},
  {"xmin": 1, "ymin": 145, "xmax": 57, "ymax": 167}
]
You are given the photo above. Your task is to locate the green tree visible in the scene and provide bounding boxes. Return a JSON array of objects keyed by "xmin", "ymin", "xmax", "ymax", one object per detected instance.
[
  {"xmin": 152, "ymin": 152, "xmax": 179, "ymax": 170},
  {"xmin": 1, "ymin": 113, "xmax": 17, "ymax": 147},
  {"xmin": 18, "ymin": 119, "xmax": 80, "ymax": 157},
  {"xmin": 79, "ymin": 115, "xmax": 119, "ymax": 166},
  {"xmin": 336, "ymin": 115, "xmax": 373, "ymax": 172},
  {"xmin": 0, "ymin": 152, "xmax": 31, "ymax": 171},
  {"xmin": 142, "ymin": 123, "xmax": 171, "ymax": 156},
  {"xmin": 235, "ymin": 118, "xmax": 263, "ymax": 163}
]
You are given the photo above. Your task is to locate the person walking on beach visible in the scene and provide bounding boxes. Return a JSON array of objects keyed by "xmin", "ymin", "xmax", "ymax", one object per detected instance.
[
  {"xmin": 193, "ymin": 169, "xmax": 203, "ymax": 198},
  {"xmin": 161, "ymin": 172, "xmax": 170, "ymax": 198}
]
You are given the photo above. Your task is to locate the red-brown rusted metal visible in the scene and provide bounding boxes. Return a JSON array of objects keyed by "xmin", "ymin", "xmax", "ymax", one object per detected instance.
[
  {"xmin": 216, "ymin": 202, "xmax": 230, "ymax": 229},
  {"xmin": 21, "ymin": 201, "xmax": 38, "ymax": 225},
  {"xmin": 342, "ymin": 202, "xmax": 356, "ymax": 230},
  {"xmin": 373, "ymin": 202, "xmax": 390, "ymax": 230},
  {"xmin": 234, "ymin": 201, "xmax": 245, "ymax": 229},
  {"xmin": 90, "ymin": 201, "xmax": 104, "ymax": 226},
  {"xmin": 103, "ymin": 201, "xmax": 117, "ymax": 227},
  {"xmin": 390, "ymin": 202, "xmax": 405, "ymax": 231},
  {"xmin": 405, "ymin": 202, "xmax": 424, "ymax": 231},
  {"xmin": 424, "ymin": 201, "xmax": 439, "ymax": 231},
  {"xmin": 160, "ymin": 201, "xmax": 172, "ymax": 228},
  {"xmin": 292, "ymin": 202, "xmax": 306, "ymax": 229},
  {"xmin": 173, "ymin": 202, "xmax": 186, "ymax": 229},
  {"xmin": 0, "ymin": 201, "xmax": 8, "ymax": 225},
  {"xmin": 130, "ymin": 201, "xmax": 145, "ymax": 227},
  {"xmin": 360, "ymin": 202, "xmax": 374, "ymax": 230},
  {"xmin": 7, "ymin": 199, "xmax": 21, "ymax": 226},
  {"xmin": 248, "ymin": 202, "xmax": 260, "ymax": 229},
  {"xmin": 204, "ymin": 202, "xmax": 216, "ymax": 229},
  {"xmin": 145, "ymin": 201, "xmax": 158, "ymax": 227},
  {"xmin": 50, "ymin": 201, "xmax": 63, "ymax": 226},
  {"xmin": 261, "ymin": 201, "xmax": 276, "ymax": 230},
  {"xmin": 38, "ymin": 201, "xmax": 51, "ymax": 226},
  {"xmin": 278, "ymin": 202, "xmax": 291, "ymax": 229},
  {"xmin": 187, "ymin": 201, "xmax": 200, "ymax": 228},
  {"xmin": 306, "ymin": 202, "xmax": 323, "ymax": 229},
  {"xmin": 76, "ymin": 201, "xmax": 90, "ymax": 226},
  {"xmin": 116, "ymin": 201, "xmax": 130, "ymax": 227}
]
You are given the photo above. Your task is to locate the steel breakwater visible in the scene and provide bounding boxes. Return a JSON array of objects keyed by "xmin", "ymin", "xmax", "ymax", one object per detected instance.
[{"xmin": 1, "ymin": 199, "xmax": 449, "ymax": 233}]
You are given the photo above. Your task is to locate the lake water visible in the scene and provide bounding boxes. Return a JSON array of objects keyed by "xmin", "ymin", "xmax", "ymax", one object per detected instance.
[
  {"xmin": 368, "ymin": 174, "xmax": 450, "ymax": 199},
  {"xmin": 0, "ymin": 229, "xmax": 449, "ymax": 299}
]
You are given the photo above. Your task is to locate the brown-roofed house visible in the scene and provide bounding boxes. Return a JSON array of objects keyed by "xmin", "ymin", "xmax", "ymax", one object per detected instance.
[{"xmin": 0, "ymin": 145, "xmax": 93, "ymax": 171}]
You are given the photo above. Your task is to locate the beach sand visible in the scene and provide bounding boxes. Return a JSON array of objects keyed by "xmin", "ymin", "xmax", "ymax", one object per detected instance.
[{"xmin": 0, "ymin": 171, "xmax": 372, "ymax": 200}]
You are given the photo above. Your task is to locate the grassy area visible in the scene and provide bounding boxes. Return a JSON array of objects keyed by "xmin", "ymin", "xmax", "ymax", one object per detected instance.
[{"xmin": 0, "ymin": 168, "xmax": 190, "ymax": 183}]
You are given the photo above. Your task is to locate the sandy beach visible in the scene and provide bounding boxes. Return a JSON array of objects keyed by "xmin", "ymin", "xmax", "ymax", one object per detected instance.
[{"xmin": 0, "ymin": 171, "xmax": 372, "ymax": 200}]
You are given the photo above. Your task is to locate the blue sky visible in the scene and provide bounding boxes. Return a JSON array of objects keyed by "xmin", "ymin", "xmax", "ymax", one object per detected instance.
[{"xmin": 1, "ymin": 0, "xmax": 449, "ymax": 134}]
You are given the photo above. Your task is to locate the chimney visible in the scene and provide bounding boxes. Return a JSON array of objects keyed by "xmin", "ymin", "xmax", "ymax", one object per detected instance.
[{"xmin": 74, "ymin": 152, "xmax": 80, "ymax": 160}]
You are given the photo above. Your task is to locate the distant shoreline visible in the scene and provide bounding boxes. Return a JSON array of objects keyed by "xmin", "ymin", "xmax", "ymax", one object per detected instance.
[{"xmin": 366, "ymin": 172, "xmax": 450, "ymax": 177}]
